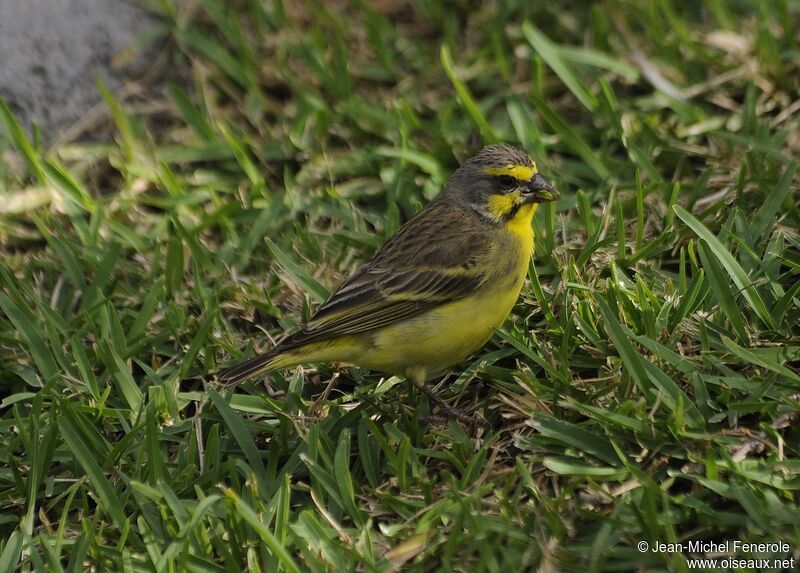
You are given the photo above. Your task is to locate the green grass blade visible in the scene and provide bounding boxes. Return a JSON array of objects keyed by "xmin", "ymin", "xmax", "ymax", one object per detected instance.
[
  {"xmin": 223, "ymin": 489, "xmax": 301, "ymax": 573},
  {"xmin": 751, "ymin": 163, "xmax": 797, "ymax": 239},
  {"xmin": 594, "ymin": 292, "xmax": 652, "ymax": 396},
  {"xmin": 265, "ymin": 238, "xmax": 330, "ymax": 303},
  {"xmin": 0, "ymin": 292, "xmax": 59, "ymax": 382},
  {"xmin": 0, "ymin": 531, "xmax": 22, "ymax": 572},
  {"xmin": 674, "ymin": 205, "xmax": 776, "ymax": 329},
  {"xmin": 722, "ymin": 336, "xmax": 800, "ymax": 385},
  {"xmin": 59, "ymin": 401, "xmax": 128, "ymax": 529},
  {"xmin": 0, "ymin": 98, "xmax": 46, "ymax": 181},
  {"xmin": 529, "ymin": 93, "xmax": 610, "ymax": 179},
  {"xmin": 529, "ymin": 413, "xmax": 619, "ymax": 466},
  {"xmin": 334, "ymin": 428, "xmax": 365, "ymax": 526},
  {"xmin": 522, "ymin": 21, "xmax": 597, "ymax": 112},
  {"xmin": 441, "ymin": 44, "xmax": 498, "ymax": 143},
  {"xmin": 697, "ymin": 240, "xmax": 748, "ymax": 341},
  {"xmin": 207, "ymin": 388, "xmax": 266, "ymax": 477}
]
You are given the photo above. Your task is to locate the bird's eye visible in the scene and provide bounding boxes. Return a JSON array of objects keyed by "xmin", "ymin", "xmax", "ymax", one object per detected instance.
[{"xmin": 497, "ymin": 175, "xmax": 517, "ymax": 190}]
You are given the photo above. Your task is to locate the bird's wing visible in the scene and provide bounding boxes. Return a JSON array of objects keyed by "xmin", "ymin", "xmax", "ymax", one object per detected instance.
[{"xmin": 276, "ymin": 204, "xmax": 492, "ymax": 350}]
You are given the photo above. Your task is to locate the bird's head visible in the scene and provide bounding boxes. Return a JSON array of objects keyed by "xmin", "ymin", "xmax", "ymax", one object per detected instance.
[{"xmin": 444, "ymin": 143, "xmax": 558, "ymax": 223}]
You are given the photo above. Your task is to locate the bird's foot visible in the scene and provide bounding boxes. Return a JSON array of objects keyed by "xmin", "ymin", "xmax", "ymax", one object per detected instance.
[{"xmin": 417, "ymin": 384, "xmax": 489, "ymax": 428}]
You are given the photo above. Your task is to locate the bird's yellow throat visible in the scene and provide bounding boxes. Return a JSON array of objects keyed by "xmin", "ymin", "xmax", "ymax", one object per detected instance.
[
  {"xmin": 486, "ymin": 193, "xmax": 539, "ymax": 239},
  {"xmin": 505, "ymin": 202, "xmax": 538, "ymax": 240}
]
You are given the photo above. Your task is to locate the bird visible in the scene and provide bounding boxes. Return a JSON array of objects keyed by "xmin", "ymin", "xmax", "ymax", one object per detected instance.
[{"xmin": 220, "ymin": 143, "xmax": 557, "ymax": 414}]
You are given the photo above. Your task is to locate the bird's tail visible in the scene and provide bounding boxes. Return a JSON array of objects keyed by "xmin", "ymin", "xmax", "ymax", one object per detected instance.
[{"xmin": 217, "ymin": 351, "xmax": 299, "ymax": 386}]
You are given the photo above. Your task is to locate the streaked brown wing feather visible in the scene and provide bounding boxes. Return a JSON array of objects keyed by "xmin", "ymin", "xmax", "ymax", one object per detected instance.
[{"xmin": 274, "ymin": 201, "xmax": 493, "ymax": 351}]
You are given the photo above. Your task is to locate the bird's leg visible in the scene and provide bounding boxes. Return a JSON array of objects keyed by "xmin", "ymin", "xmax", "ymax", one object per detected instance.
[{"xmin": 406, "ymin": 368, "xmax": 487, "ymax": 427}]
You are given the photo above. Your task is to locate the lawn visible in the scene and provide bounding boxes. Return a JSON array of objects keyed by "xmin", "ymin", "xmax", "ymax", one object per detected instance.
[{"xmin": 1, "ymin": 1, "xmax": 799, "ymax": 571}]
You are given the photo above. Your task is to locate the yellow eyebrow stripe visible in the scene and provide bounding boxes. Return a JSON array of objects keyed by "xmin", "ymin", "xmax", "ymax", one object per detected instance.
[{"xmin": 484, "ymin": 163, "xmax": 538, "ymax": 181}]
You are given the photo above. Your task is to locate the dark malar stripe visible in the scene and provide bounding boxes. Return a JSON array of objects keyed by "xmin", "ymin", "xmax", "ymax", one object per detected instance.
[{"xmin": 506, "ymin": 203, "xmax": 522, "ymax": 220}]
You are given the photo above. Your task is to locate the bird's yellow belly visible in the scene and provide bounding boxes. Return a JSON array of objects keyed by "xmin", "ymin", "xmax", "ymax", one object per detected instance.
[{"xmin": 357, "ymin": 283, "xmax": 522, "ymax": 377}]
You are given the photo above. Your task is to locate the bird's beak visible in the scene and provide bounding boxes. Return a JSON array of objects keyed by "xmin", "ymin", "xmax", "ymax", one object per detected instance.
[{"xmin": 521, "ymin": 173, "xmax": 558, "ymax": 203}]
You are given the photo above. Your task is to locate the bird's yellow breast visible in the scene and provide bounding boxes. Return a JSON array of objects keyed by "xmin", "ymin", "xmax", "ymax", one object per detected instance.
[{"xmin": 504, "ymin": 203, "xmax": 537, "ymax": 250}]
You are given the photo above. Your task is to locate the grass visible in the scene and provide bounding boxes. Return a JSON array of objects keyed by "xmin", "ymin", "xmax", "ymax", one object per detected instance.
[{"xmin": 1, "ymin": 0, "xmax": 799, "ymax": 571}]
